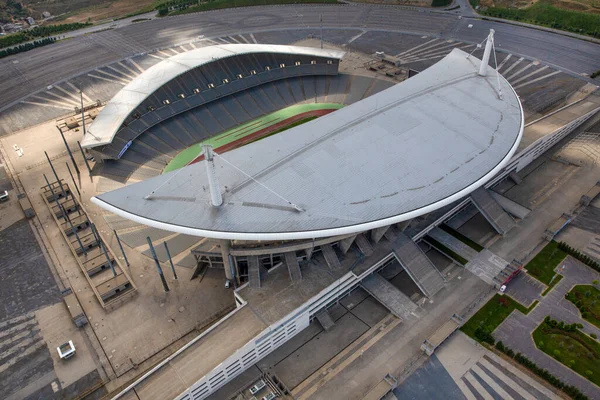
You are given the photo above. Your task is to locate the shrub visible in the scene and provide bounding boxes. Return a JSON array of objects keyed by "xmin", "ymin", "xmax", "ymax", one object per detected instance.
[
  {"xmin": 585, "ymin": 370, "xmax": 593, "ymax": 378},
  {"xmin": 495, "ymin": 343, "xmax": 590, "ymax": 400},
  {"xmin": 591, "ymin": 333, "xmax": 597, "ymax": 339},
  {"xmin": 431, "ymin": 0, "xmax": 452, "ymax": 6},
  {"xmin": 569, "ymin": 359, "xmax": 576, "ymax": 367},
  {"xmin": 593, "ymin": 280, "xmax": 599, "ymax": 285},
  {"xmin": 553, "ymin": 349, "xmax": 561, "ymax": 357},
  {"xmin": 475, "ymin": 328, "xmax": 495, "ymax": 345}
]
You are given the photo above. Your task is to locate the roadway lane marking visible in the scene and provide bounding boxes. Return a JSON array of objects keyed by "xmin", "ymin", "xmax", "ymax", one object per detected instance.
[
  {"xmin": 129, "ymin": 59, "xmax": 145, "ymax": 74},
  {"xmin": 514, "ymin": 70, "xmax": 561, "ymax": 90},
  {"xmin": 471, "ymin": 364, "xmax": 516, "ymax": 400},
  {"xmin": 53, "ymin": 84, "xmax": 83, "ymax": 104},
  {"xmin": 510, "ymin": 65, "xmax": 548, "ymax": 86},
  {"xmin": 496, "ymin": 54, "xmax": 512, "ymax": 72},
  {"xmin": 237, "ymin": 34, "xmax": 251, "ymax": 44},
  {"xmin": 501, "ymin": 57, "xmax": 524, "ymax": 76},
  {"xmin": 147, "ymin": 53, "xmax": 164, "ymax": 60},
  {"xmin": 30, "ymin": 94, "xmax": 76, "ymax": 109},
  {"xmin": 36, "ymin": 89, "xmax": 78, "ymax": 107},
  {"xmin": 157, "ymin": 50, "xmax": 174, "ymax": 57},
  {"xmin": 347, "ymin": 30, "xmax": 366, "ymax": 44},
  {"xmin": 249, "ymin": 33, "xmax": 258, "ymax": 43},
  {"xmin": 179, "ymin": 45, "xmax": 189, "ymax": 52},
  {"xmin": 401, "ymin": 43, "xmax": 472, "ymax": 63},
  {"xmin": 402, "ymin": 45, "xmax": 474, "ymax": 64},
  {"xmin": 66, "ymin": 82, "xmax": 94, "ymax": 103},
  {"xmin": 107, "ymin": 65, "xmax": 136, "ymax": 80},
  {"xmin": 20, "ymin": 100, "xmax": 72, "ymax": 110},
  {"xmin": 506, "ymin": 62, "xmax": 534, "ymax": 81},
  {"xmin": 227, "ymin": 35, "xmax": 243, "ymax": 44},
  {"xmin": 464, "ymin": 372, "xmax": 495, "ymax": 400},
  {"xmin": 293, "ymin": 314, "xmax": 401, "ymax": 400},
  {"xmin": 403, "ymin": 41, "xmax": 462, "ymax": 59},
  {"xmin": 395, "ymin": 38, "xmax": 439, "ymax": 57},
  {"xmin": 189, "ymin": 42, "xmax": 197, "ymax": 49},
  {"xmin": 218, "ymin": 37, "xmax": 232, "ymax": 44},
  {"xmin": 456, "ymin": 378, "xmax": 478, "ymax": 400},
  {"xmin": 117, "ymin": 61, "xmax": 141, "ymax": 78},
  {"xmin": 95, "ymin": 69, "xmax": 132, "ymax": 84},
  {"xmin": 478, "ymin": 358, "xmax": 537, "ymax": 400},
  {"xmin": 87, "ymin": 73, "xmax": 127, "ymax": 85},
  {"xmin": 205, "ymin": 38, "xmax": 221, "ymax": 45}
]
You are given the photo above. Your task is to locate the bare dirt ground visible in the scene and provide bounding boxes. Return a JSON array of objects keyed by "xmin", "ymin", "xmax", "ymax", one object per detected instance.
[
  {"xmin": 479, "ymin": 0, "xmax": 600, "ymax": 14},
  {"xmin": 23, "ymin": 0, "xmax": 156, "ymax": 23}
]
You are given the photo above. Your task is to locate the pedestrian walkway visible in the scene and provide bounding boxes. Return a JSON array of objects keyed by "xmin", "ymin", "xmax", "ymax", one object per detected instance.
[
  {"xmin": 494, "ymin": 257, "xmax": 600, "ymax": 398},
  {"xmin": 428, "ymin": 227, "xmax": 479, "ymax": 261}
]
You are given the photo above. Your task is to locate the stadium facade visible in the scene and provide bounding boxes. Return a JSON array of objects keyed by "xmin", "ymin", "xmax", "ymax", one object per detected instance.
[{"xmin": 84, "ymin": 36, "xmax": 583, "ymax": 400}]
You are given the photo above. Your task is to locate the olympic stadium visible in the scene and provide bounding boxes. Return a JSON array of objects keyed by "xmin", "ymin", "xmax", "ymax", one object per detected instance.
[{"xmin": 1, "ymin": 4, "xmax": 600, "ymax": 400}]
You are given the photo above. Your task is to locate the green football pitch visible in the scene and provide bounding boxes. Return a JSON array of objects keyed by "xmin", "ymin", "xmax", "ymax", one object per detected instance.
[{"xmin": 163, "ymin": 103, "xmax": 343, "ymax": 173}]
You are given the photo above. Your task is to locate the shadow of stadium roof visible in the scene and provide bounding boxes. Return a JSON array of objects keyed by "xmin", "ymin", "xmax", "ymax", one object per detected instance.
[{"xmin": 93, "ymin": 48, "xmax": 523, "ymax": 240}]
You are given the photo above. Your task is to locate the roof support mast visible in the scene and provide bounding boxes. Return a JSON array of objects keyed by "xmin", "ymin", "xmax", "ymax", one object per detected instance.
[
  {"xmin": 203, "ymin": 144, "xmax": 223, "ymax": 207},
  {"xmin": 478, "ymin": 29, "xmax": 495, "ymax": 77}
]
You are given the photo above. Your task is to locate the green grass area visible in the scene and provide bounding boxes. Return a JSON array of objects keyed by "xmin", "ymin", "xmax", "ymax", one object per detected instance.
[
  {"xmin": 461, "ymin": 294, "xmax": 536, "ymax": 341},
  {"xmin": 163, "ymin": 103, "xmax": 343, "ymax": 173},
  {"xmin": 566, "ymin": 285, "xmax": 600, "ymax": 329},
  {"xmin": 425, "ymin": 237, "xmax": 468, "ymax": 265},
  {"xmin": 481, "ymin": 2, "xmax": 600, "ymax": 38},
  {"xmin": 524, "ymin": 241, "xmax": 567, "ymax": 285},
  {"xmin": 541, "ymin": 274, "xmax": 563, "ymax": 296},
  {"xmin": 533, "ymin": 319, "xmax": 600, "ymax": 386},
  {"xmin": 248, "ymin": 116, "xmax": 318, "ymax": 144},
  {"xmin": 440, "ymin": 224, "xmax": 484, "ymax": 252},
  {"xmin": 163, "ymin": 0, "xmax": 340, "ymax": 16}
]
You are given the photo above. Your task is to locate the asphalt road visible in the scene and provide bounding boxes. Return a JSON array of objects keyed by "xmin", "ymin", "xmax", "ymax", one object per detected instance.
[{"xmin": 0, "ymin": 4, "xmax": 599, "ymax": 112}]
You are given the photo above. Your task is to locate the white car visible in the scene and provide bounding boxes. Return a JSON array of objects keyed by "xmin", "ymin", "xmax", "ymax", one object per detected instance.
[
  {"xmin": 0, "ymin": 190, "xmax": 8, "ymax": 202},
  {"xmin": 500, "ymin": 285, "xmax": 507, "ymax": 293},
  {"xmin": 224, "ymin": 279, "xmax": 231, "ymax": 289}
]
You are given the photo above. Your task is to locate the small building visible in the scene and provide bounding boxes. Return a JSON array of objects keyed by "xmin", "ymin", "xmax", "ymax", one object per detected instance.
[
  {"xmin": 42, "ymin": 11, "xmax": 52, "ymax": 19},
  {"xmin": 25, "ymin": 17, "xmax": 35, "ymax": 26}
]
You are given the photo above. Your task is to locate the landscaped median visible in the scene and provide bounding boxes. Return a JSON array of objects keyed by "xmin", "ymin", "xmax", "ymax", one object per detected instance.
[
  {"xmin": 566, "ymin": 285, "xmax": 600, "ymax": 330},
  {"xmin": 525, "ymin": 240, "xmax": 568, "ymax": 295},
  {"xmin": 461, "ymin": 294, "xmax": 537, "ymax": 344},
  {"xmin": 163, "ymin": 103, "xmax": 343, "ymax": 173},
  {"xmin": 533, "ymin": 317, "xmax": 600, "ymax": 387}
]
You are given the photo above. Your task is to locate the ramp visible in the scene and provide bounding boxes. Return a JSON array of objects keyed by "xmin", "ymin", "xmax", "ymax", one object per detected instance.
[
  {"xmin": 393, "ymin": 234, "xmax": 446, "ymax": 298},
  {"xmin": 470, "ymin": 187, "xmax": 515, "ymax": 235},
  {"xmin": 361, "ymin": 273, "xmax": 417, "ymax": 320},
  {"xmin": 489, "ymin": 190, "xmax": 531, "ymax": 220},
  {"xmin": 248, "ymin": 255, "xmax": 262, "ymax": 288},
  {"xmin": 421, "ymin": 314, "xmax": 463, "ymax": 356},
  {"xmin": 355, "ymin": 234, "xmax": 374, "ymax": 256},
  {"xmin": 321, "ymin": 243, "xmax": 341, "ymax": 270},
  {"xmin": 284, "ymin": 252, "xmax": 302, "ymax": 282},
  {"xmin": 315, "ymin": 309, "xmax": 335, "ymax": 331},
  {"xmin": 428, "ymin": 227, "xmax": 479, "ymax": 262}
]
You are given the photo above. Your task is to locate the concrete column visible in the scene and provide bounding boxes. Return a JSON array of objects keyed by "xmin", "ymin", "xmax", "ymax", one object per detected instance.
[
  {"xmin": 220, "ymin": 239, "xmax": 234, "ymax": 281},
  {"xmin": 338, "ymin": 235, "xmax": 357, "ymax": 254},
  {"xmin": 370, "ymin": 226, "xmax": 389, "ymax": 244},
  {"xmin": 397, "ymin": 220, "xmax": 411, "ymax": 232}
]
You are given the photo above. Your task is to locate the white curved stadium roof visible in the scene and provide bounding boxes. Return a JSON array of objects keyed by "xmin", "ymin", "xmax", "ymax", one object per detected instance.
[
  {"xmin": 92, "ymin": 48, "xmax": 523, "ymax": 240},
  {"xmin": 81, "ymin": 44, "xmax": 345, "ymax": 148}
]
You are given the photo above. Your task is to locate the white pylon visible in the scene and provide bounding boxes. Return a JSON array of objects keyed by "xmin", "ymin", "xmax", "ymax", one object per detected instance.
[
  {"xmin": 478, "ymin": 29, "xmax": 495, "ymax": 77},
  {"xmin": 203, "ymin": 144, "xmax": 223, "ymax": 207}
]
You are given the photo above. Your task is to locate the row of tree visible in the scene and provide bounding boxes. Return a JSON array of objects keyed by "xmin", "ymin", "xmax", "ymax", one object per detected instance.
[
  {"xmin": 0, "ymin": 37, "xmax": 56, "ymax": 59},
  {"xmin": 0, "ymin": 22, "xmax": 90, "ymax": 50}
]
